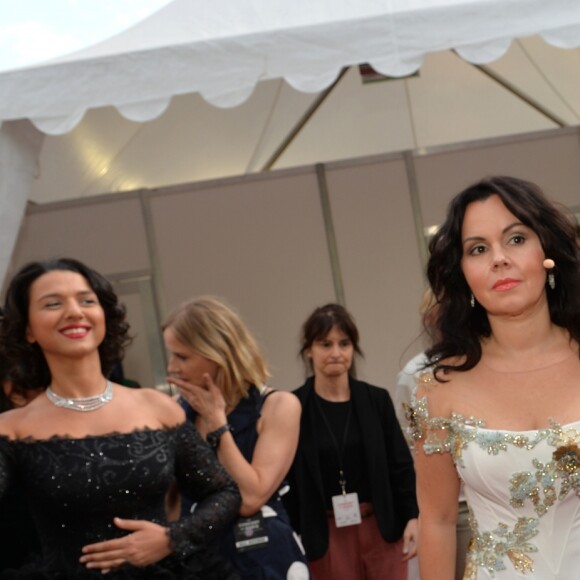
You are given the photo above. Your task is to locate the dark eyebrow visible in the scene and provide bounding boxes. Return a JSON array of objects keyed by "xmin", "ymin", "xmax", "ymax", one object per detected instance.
[
  {"xmin": 37, "ymin": 289, "xmax": 95, "ymax": 302},
  {"xmin": 502, "ymin": 221, "xmax": 526, "ymax": 234},
  {"xmin": 462, "ymin": 221, "xmax": 525, "ymax": 246}
]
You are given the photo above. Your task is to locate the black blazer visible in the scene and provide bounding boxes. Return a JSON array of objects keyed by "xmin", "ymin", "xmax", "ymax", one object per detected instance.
[{"xmin": 284, "ymin": 376, "xmax": 419, "ymax": 561}]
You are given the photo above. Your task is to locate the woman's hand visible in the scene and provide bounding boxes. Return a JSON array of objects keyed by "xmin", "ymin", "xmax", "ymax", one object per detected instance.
[
  {"xmin": 80, "ymin": 517, "xmax": 171, "ymax": 571},
  {"xmin": 402, "ymin": 517, "xmax": 419, "ymax": 560},
  {"xmin": 168, "ymin": 373, "xmax": 227, "ymax": 432}
]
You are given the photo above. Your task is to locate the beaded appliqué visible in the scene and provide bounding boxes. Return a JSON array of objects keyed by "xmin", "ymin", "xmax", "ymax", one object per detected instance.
[
  {"xmin": 510, "ymin": 424, "xmax": 580, "ymax": 517},
  {"xmin": 405, "ymin": 394, "xmax": 486, "ymax": 465},
  {"xmin": 406, "ymin": 380, "xmax": 554, "ymax": 467},
  {"xmin": 464, "ymin": 511, "xmax": 538, "ymax": 579}
]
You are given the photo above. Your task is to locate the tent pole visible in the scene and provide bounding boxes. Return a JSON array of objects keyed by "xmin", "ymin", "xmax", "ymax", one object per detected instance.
[
  {"xmin": 403, "ymin": 151, "xmax": 428, "ymax": 282},
  {"xmin": 138, "ymin": 190, "xmax": 167, "ymax": 314},
  {"xmin": 316, "ymin": 163, "xmax": 346, "ymax": 306},
  {"xmin": 138, "ymin": 190, "xmax": 168, "ymax": 375},
  {"xmin": 260, "ymin": 67, "xmax": 350, "ymax": 172},
  {"xmin": 474, "ymin": 64, "xmax": 568, "ymax": 128},
  {"xmin": 0, "ymin": 120, "xmax": 44, "ymax": 289}
]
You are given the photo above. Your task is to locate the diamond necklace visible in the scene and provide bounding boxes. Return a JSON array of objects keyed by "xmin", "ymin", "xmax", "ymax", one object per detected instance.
[{"xmin": 46, "ymin": 380, "xmax": 113, "ymax": 412}]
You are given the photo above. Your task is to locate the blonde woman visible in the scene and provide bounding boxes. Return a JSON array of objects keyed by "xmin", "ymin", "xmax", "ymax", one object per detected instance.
[{"xmin": 163, "ymin": 296, "xmax": 309, "ymax": 580}]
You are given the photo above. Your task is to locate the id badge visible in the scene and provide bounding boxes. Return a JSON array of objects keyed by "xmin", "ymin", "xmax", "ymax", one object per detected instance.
[
  {"xmin": 331, "ymin": 492, "xmax": 362, "ymax": 527},
  {"xmin": 233, "ymin": 513, "xmax": 269, "ymax": 552}
]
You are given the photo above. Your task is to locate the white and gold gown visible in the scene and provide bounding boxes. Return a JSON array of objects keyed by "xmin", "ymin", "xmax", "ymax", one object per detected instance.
[{"xmin": 408, "ymin": 373, "xmax": 580, "ymax": 579}]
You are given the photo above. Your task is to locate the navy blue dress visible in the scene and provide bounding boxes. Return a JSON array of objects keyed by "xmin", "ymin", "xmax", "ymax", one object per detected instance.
[{"xmin": 181, "ymin": 386, "xmax": 309, "ymax": 579}]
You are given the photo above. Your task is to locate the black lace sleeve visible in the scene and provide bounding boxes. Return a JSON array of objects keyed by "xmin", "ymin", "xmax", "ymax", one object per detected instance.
[
  {"xmin": 0, "ymin": 435, "xmax": 14, "ymax": 500},
  {"xmin": 168, "ymin": 422, "xmax": 241, "ymax": 558}
]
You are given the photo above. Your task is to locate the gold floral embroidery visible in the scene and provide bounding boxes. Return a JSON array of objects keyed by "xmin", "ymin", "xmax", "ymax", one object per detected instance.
[
  {"xmin": 509, "ymin": 429, "xmax": 580, "ymax": 516},
  {"xmin": 405, "ymin": 396, "xmax": 552, "ymax": 466},
  {"xmin": 553, "ymin": 441, "xmax": 580, "ymax": 472},
  {"xmin": 466, "ymin": 510, "xmax": 538, "ymax": 578},
  {"xmin": 403, "ymin": 371, "xmax": 436, "ymax": 444},
  {"xmin": 508, "ymin": 549, "xmax": 535, "ymax": 575},
  {"xmin": 403, "ymin": 401, "xmax": 423, "ymax": 444}
]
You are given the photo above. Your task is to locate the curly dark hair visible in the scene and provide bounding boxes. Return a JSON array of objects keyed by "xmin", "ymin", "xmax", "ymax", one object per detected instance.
[
  {"xmin": 299, "ymin": 303, "xmax": 364, "ymax": 377},
  {"xmin": 0, "ymin": 351, "xmax": 11, "ymax": 413},
  {"xmin": 0, "ymin": 258, "xmax": 131, "ymax": 391},
  {"xmin": 426, "ymin": 176, "xmax": 580, "ymax": 380}
]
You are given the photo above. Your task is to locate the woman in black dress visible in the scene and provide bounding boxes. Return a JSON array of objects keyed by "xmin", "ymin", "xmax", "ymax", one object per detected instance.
[{"xmin": 0, "ymin": 258, "xmax": 241, "ymax": 579}]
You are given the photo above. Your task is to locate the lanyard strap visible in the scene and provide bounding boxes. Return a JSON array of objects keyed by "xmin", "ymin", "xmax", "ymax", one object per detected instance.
[{"xmin": 314, "ymin": 394, "xmax": 352, "ymax": 495}]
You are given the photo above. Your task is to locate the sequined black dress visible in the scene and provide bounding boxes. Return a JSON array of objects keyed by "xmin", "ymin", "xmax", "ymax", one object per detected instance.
[{"xmin": 0, "ymin": 421, "xmax": 241, "ymax": 579}]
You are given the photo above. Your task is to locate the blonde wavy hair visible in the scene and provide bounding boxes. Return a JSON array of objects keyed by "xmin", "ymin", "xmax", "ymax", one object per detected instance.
[{"xmin": 163, "ymin": 296, "xmax": 269, "ymax": 406}]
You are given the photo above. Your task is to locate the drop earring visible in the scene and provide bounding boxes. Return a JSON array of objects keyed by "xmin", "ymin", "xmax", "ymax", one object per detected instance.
[
  {"xmin": 543, "ymin": 258, "xmax": 556, "ymax": 290},
  {"xmin": 470, "ymin": 293, "xmax": 475, "ymax": 308}
]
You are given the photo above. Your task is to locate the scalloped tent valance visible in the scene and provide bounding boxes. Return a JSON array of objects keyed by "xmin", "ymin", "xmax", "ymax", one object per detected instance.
[{"xmin": 1, "ymin": 0, "xmax": 580, "ymax": 135}]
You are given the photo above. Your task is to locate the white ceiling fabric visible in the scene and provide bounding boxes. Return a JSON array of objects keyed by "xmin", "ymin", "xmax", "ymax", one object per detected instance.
[{"xmin": 2, "ymin": 0, "xmax": 580, "ymax": 135}]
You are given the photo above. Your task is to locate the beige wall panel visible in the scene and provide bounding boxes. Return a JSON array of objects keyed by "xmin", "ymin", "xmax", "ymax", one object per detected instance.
[
  {"xmin": 116, "ymin": 291, "xmax": 156, "ymax": 389},
  {"xmin": 149, "ymin": 172, "xmax": 336, "ymax": 390},
  {"xmin": 325, "ymin": 159, "xmax": 427, "ymax": 396},
  {"xmin": 10, "ymin": 126, "xmax": 580, "ymax": 396},
  {"xmin": 11, "ymin": 197, "xmax": 150, "ymax": 275},
  {"xmin": 416, "ymin": 130, "xmax": 580, "ymax": 228}
]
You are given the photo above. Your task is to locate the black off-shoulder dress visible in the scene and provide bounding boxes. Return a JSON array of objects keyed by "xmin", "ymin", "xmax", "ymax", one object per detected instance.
[{"xmin": 0, "ymin": 421, "xmax": 241, "ymax": 579}]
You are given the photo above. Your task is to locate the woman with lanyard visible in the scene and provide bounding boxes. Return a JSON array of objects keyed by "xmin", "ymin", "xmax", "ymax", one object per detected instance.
[{"xmin": 284, "ymin": 303, "xmax": 418, "ymax": 580}]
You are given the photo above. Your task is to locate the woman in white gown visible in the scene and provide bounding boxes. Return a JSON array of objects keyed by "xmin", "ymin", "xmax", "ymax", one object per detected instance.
[{"xmin": 408, "ymin": 176, "xmax": 580, "ymax": 579}]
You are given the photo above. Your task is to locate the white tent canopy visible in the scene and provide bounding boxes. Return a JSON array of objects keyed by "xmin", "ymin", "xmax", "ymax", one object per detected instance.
[
  {"xmin": 2, "ymin": 0, "xmax": 580, "ymax": 280},
  {"xmin": 3, "ymin": 0, "xmax": 580, "ymax": 133}
]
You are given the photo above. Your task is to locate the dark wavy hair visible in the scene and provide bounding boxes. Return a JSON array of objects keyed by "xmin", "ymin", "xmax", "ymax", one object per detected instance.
[
  {"xmin": 299, "ymin": 303, "xmax": 364, "ymax": 377},
  {"xmin": 426, "ymin": 176, "xmax": 580, "ymax": 380},
  {"xmin": 0, "ymin": 258, "xmax": 131, "ymax": 391},
  {"xmin": 0, "ymin": 346, "xmax": 11, "ymax": 413}
]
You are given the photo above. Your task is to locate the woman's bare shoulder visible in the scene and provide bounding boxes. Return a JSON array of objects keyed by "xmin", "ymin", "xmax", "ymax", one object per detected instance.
[
  {"xmin": 120, "ymin": 386, "xmax": 185, "ymax": 425},
  {"xmin": 0, "ymin": 403, "xmax": 42, "ymax": 438},
  {"xmin": 0, "ymin": 408, "xmax": 20, "ymax": 438},
  {"xmin": 261, "ymin": 389, "xmax": 301, "ymax": 421},
  {"xmin": 416, "ymin": 358, "xmax": 473, "ymax": 417},
  {"xmin": 263, "ymin": 389, "xmax": 301, "ymax": 409}
]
